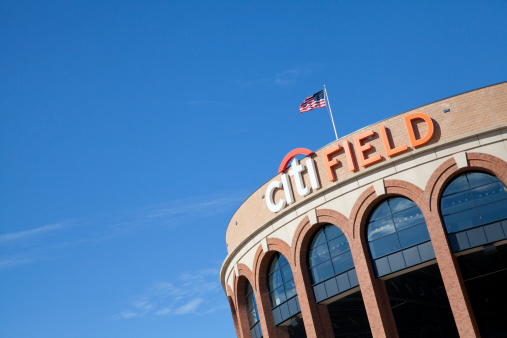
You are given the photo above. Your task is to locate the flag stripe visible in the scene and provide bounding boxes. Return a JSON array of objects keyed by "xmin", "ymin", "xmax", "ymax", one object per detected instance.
[{"xmin": 299, "ymin": 90, "xmax": 326, "ymax": 113}]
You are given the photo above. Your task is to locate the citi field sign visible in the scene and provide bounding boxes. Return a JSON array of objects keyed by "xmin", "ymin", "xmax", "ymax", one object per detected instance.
[{"xmin": 265, "ymin": 112, "xmax": 434, "ymax": 213}]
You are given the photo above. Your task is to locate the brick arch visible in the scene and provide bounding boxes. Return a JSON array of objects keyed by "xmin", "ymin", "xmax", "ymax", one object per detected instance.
[
  {"xmin": 349, "ymin": 186, "xmax": 377, "ymax": 240},
  {"xmin": 351, "ymin": 180, "xmax": 429, "ymax": 245},
  {"xmin": 288, "ymin": 209, "xmax": 354, "ymax": 338},
  {"xmin": 252, "ymin": 239, "xmax": 292, "ymax": 338},
  {"xmin": 291, "ymin": 210, "xmax": 352, "ymax": 271},
  {"xmin": 237, "ymin": 263, "xmax": 255, "ymax": 289},
  {"xmin": 226, "ymin": 284, "xmax": 235, "ymax": 308},
  {"xmin": 424, "ymin": 153, "xmax": 507, "ymax": 212},
  {"xmin": 227, "ymin": 295, "xmax": 241, "ymax": 337},
  {"xmin": 253, "ymin": 237, "xmax": 293, "ymax": 302},
  {"xmin": 231, "ymin": 272, "xmax": 251, "ymax": 337}
]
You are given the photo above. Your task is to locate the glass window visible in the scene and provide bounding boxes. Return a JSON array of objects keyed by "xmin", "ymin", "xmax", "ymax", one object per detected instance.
[
  {"xmin": 307, "ymin": 224, "xmax": 354, "ymax": 285},
  {"xmin": 267, "ymin": 253, "xmax": 297, "ymax": 309},
  {"xmin": 441, "ymin": 172, "xmax": 507, "ymax": 234},
  {"xmin": 367, "ymin": 197, "xmax": 430, "ymax": 260},
  {"xmin": 245, "ymin": 281, "xmax": 262, "ymax": 331}
]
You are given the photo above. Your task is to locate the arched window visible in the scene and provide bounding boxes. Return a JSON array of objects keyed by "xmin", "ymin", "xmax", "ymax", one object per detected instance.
[
  {"xmin": 267, "ymin": 253, "xmax": 300, "ymax": 325},
  {"xmin": 245, "ymin": 281, "xmax": 262, "ymax": 338},
  {"xmin": 367, "ymin": 197, "xmax": 435, "ymax": 277},
  {"xmin": 441, "ymin": 171, "xmax": 507, "ymax": 252},
  {"xmin": 307, "ymin": 224, "xmax": 358, "ymax": 302}
]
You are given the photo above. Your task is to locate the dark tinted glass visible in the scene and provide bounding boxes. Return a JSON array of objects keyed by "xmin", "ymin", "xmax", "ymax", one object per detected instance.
[
  {"xmin": 310, "ymin": 231, "xmax": 327, "ymax": 248},
  {"xmin": 441, "ymin": 190, "xmax": 475, "ymax": 215},
  {"xmin": 472, "ymin": 182, "xmax": 507, "ymax": 206},
  {"xmin": 268, "ymin": 270, "xmax": 283, "ymax": 289},
  {"xmin": 367, "ymin": 216, "xmax": 395, "ymax": 241},
  {"xmin": 398, "ymin": 223, "xmax": 430, "ymax": 248},
  {"xmin": 269, "ymin": 286, "xmax": 286, "ymax": 307},
  {"xmin": 268, "ymin": 256, "xmax": 279, "ymax": 274},
  {"xmin": 308, "ymin": 225, "xmax": 354, "ymax": 286},
  {"xmin": 309, "ymin": 243, "xmax": 331, "ymax": 266},
  {"xmin": 369, "ymin": 202, "xmax": 391, "ymax": 221},
  {"xmin": 478, "ymin": 199, "xmax": 507, "ymax": 224},
  {"xmin": 389, "ymin": 197, "xmax": 416, "ymax": 213},
  {"xmin": 328, "ymin": 235, "xmax": 350, "ymax": 257},
  {"xmin": 246, "ymin": 293, "xmax": 254, "ymax": 311},
  {"xmin": 267, "ymin": 253, "xmax": 297, "ymax": 309},
  {"xmin": 369, "ymin": 233, "xmax": 401, "ymax": 259},
  {"xmin": 278, "ymin": 254, "xmax": 289, "ymax": 267},
  {"xmin": 324, "ymin": 225, "xmax": 342, "ymax": 240},
  {"xmin": 284, "ymin": 280, "xmax": 297, "ymax": 299},
  {"xmin": 467, "ymin": 172, "xmax": 497, "ymax": 188},
  {"xmin": 332, "ymin": 251, "xmax": 354, "ymax": 274},
  {"xmin": 247, "ymin": 309, "xmax": 257, "ymax": 327},
  {"xmin": 442, "ymin": 175, "xmax": 469, "ymax": 196},
  {"xmin": 393, "ymin": 206, "xmax": 425, "ymax": 230},
  {"xmin": 443, "ymin": 208, "xmax": 481, "ymax": 233},
  {"xmin": 441, "ymin": 172, "xmax": 507, "ymax": 235},
  {"xmin": 310, "ymin": 260, "xmax": 334, "ymax": 283},
  {"xmin": 280, "ymin": 263, "xmax": 293, "ymax": 283},
  {"xmin": 245, "ymin": 281, "xmax": 260, "ymax": 328}
]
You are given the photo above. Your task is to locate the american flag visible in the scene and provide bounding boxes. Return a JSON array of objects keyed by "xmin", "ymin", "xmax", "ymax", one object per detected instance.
[{"xmin": 299, "ymin": 90, "xmax": 327, "ymax": 113}]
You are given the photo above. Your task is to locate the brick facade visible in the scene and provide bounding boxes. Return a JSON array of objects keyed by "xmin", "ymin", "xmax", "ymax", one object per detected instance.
[{"xmin": 223, "ymin": 83, "xmax": 507, "ymax": 337}]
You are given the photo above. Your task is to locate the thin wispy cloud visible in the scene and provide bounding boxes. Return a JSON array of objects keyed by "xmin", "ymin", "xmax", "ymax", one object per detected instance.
[
  {"xmin": 238, "ymin": 63, "xmax": 324, "ymax": 87},
  {"xmin": 114, "ymin": 268, "xmax": 226, "ymax": 320},
  {"xmin": 0, "ymin": 222, "xmax": 66, "ymax": 243},
  {"xmin": 0, "ymin": 191, "xmax": 247, "ymax": 270}
]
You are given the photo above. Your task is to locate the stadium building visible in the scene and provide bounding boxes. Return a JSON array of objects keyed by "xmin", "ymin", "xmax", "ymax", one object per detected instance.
[{"xmin": 220, "ymin": 82, "xmax": 507, "ymax": 337}]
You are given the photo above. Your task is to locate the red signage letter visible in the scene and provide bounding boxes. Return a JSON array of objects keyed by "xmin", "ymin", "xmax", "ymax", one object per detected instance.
[
  {"xmin": 322, "ymin": 145, "xmax": 341, "ymax": 182},
  {"xmin": 380, "ymin": 125, "xmax": 408, "ymax": 157},
  {"xmin": 404, "ymin": 113, "xmax": 434, "ymax": 147},
  {"xmin": 354, "ymin": 130, "xmax": 382, "ymax": 167}
]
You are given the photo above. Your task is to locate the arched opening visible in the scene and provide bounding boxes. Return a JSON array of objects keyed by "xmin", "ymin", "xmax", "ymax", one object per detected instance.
[
  {"xmin": 367, "ymin": 197, "xmax": 434, "ymax": 277},
  {"xmin": 440, "ymin": 171, "xmax": 507, "ymax": 336},
  {"xmin": 245, "ymin": 281, "xmax": 263, "ymax": 338},
  {"xmin": 440, "ymin": 171, "xmax": 507, "ymax": 252},
  {"xmin": 367, "ymin": 197, "xmax": 459, "ymax": 337},
  {"xmin": 308, "ymin": 224, "xmax": 371, "ymax": 337},
  {"xmin": 267, "ymin": 253, "xmax": 306, "ymax": 337}
]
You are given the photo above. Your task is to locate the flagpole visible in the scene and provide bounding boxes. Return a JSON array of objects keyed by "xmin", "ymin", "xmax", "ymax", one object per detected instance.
[{"xmin": 324, "ymin": 85, "xmax": 339, "ymax": 140}]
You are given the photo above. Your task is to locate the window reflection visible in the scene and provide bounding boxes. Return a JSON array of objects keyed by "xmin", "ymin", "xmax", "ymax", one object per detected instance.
[
  {"xmin": 267, "ymin": 253, "xmax": 297, "ymax": 309},
  {"xmin": 367, "ymin": 197, "xmax": 429, "ymax": 259},
  {"xmin": 245, "ymin": 281, "xmax": 261, "ymax": 330},
  {"xmin": 441, "ymin": 172, "xmax": 507, "ymax": 234},
  {"xmin": 307, "ymin": 224, "xmax": 354, "ymax": 285}
]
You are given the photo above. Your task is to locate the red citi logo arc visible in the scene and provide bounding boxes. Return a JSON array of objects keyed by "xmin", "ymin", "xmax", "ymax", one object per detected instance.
[{"xmin": 265, "ymin": 112, "xmax": 435, "ymax": 213}]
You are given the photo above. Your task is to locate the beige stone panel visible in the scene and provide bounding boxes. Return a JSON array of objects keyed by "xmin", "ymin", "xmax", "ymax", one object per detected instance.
[
  {"xmin": 390, "ymin": 156, "xmax": 448, "ymax": 191},
  {"xmin": 253, "ymin": 223, "xmax": 276, "ymax": 245},
  {"xmin": 321, "ymin": 195, "xmax": 348, "ymax": 218},
  {"xmin": 474, "ymin": 141, "xmax": 507, "ymax": 162},
  {"xmin": 357, "ymin": 164, "xmax": 397, "ymax": 187},
  {"xmin": 269, "ymin": 223, "xmax": 293, "ymax": 248},
  {"xmin": 324, "ymin": 179, "xmax": 358, "ymax": 201},
  {"xmin": 501, "ymin": 127, "xmax": 507, "ymax": 140},
  {"xmin": 238, "ymin": 243, "xmax": 260, "ymax": 273},
  {"xmin": 478, "ymin": 129, "xmax": 503, "ymax": 145},
  {"xmin": 271, "ymin": 210, "xmax": 298, "ymax": 231},
  {"xmin": 435, "ymin": 137, "xmax": 480, "ymax": 158},
  {"xmin": 295, "ymin": 194, "xmax": 327, "ymax": 217},
  {"xmin": 373, "ymin": 179, "xmax": 386, "ymax": 196},
  {"xmin": 321, "ymin": 184, "xmax": 370, "ymax": 220},
  {"xmin": 454, "ymin": 152, "xmax": 469, "ymax": 169},
  {"xmin": 284, "ymin": 214, "xmax": 308, "ymax": 244},
  {"xmin": 394, "ymin": 149, "xmax": 437, "ymax": 172}
]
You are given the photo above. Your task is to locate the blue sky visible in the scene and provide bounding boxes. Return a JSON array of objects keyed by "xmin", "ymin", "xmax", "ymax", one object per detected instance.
[{"xmin": 1, "ymin": 1, "xmax": 506, "ymax": 337}]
